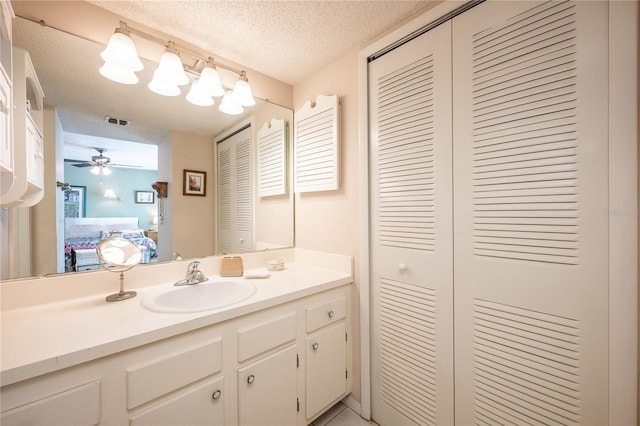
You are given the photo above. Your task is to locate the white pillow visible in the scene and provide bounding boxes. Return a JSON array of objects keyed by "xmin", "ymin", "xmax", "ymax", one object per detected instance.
[{"xmin": 66, "ymin": 224, "xmax": 104, "ymax": 239}]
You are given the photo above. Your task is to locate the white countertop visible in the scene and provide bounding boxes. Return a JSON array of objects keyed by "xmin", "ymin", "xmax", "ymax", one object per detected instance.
[{"xmin": 1, "ymin": 249, "xmax": 352, "ymax": 386}]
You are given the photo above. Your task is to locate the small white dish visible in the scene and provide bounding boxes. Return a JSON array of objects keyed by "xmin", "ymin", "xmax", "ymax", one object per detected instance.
[{"xmin": 266, "ymin": 259, "xmax": 285, "ymax": 271}]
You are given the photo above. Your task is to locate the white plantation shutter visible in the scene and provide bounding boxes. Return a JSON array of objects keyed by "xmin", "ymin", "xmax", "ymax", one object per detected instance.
[
  {"xmin": 294, "ymin": 94, "xmax": 339, "ymax": 192},
  {"xmin": 257, "ymin": 119, "xmax": 287, "ymax": 197}
]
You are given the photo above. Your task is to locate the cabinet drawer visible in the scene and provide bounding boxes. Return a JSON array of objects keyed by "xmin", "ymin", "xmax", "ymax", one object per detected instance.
[
  {"xmin": 237, "ymin": 313, "xmax": 296, "ymax": 362},
  {"xmin": 127, "ymin": 339, "xmax": 222, "ymax": 409},
  {"xmin": 306, "ymin": 296, "xmax": 346, "ymax": 333},
  {"xmin": 1, "ymin": 381, "xmax": 101, "ymax": 425},
  {"xmin": 129, "ymin": 376, "xmax": 224, "ymax": 426}
]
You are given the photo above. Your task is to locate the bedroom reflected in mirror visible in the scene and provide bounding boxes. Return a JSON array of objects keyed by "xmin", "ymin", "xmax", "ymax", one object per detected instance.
[{"xmin": 65, "ymin": 218, "xmax": 158, "ymax": 273}]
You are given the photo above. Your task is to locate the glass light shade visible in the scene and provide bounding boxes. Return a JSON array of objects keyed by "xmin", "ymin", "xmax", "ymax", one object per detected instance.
[
  {"xmin": 218, "ymin": 90, "xmax": 244, "ymax": 115},
  {"xmin": 199, "ymin": 66, "xmax": 225, "ymax": 97},
  {"xmin": 153, "ymin": 49, "xmax": 189, "ymax": 86},
  {"xmin": 99, "ymin": 62, "xmax": 139, "ymax": 85},
  {"xmin": 232, "ymin": 76, "xmax": 255, "ymax": 107},
  {"xmin": 186, "ymin": 80, "xmax": 215, "ymax": 106},
  {"xmin": 91, "ymin": 166, "xmax": 101, "ymax": 175},
  {"xmin": 102, "ymin": 166, "xmax": 112, "ymax": 176},
  {"xmin": 100, "ymin": 30, "xmax": 144, "ymax": 72},
  {"xmin": 104, "ymin": 189, "xmax": 117, "ymax": 199},
  {"xmin": 148, "ymin": 74, "xmax": 181, "ymax": 96}
]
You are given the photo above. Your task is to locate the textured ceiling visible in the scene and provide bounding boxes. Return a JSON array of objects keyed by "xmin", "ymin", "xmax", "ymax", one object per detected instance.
[{"xmin": 87, "ymin": 1, "xmax": 433, "ymax": 85}]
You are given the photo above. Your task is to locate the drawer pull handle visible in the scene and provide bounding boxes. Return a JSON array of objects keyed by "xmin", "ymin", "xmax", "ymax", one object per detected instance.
[
  {"xmin": 328, "ymin": 310, "xmax": 335, "ymax": 318},
  {"xmin": 247, "ymin": 374, "xmax": 255, "ymax": 384},
  {"xmin": 212, "ymin": 389, "xmax": 222, "ymax": 400},
  {"xmin": 312, "ymin": 342, "xmax": 319, "ymax": 351},
  {"xmin": 399, "ymin": 263, "xmax": 407, "ymax": 272}
]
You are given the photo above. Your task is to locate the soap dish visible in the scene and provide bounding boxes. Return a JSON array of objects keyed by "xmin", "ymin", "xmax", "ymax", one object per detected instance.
[{"xmin": 266, "ymin": 259, "xmax": 285, "ymax": 271}]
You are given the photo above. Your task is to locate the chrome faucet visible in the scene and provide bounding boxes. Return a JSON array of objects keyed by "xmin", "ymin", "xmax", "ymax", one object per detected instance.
[{"xmin": 174, "ymin": 260, "xmax": 208, "ymax": 286}]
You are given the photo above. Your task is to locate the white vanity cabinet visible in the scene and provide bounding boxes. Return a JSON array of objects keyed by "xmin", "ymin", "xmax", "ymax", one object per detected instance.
[
  {"xmin": 304, "ymin": 296, "xmax": 348, "ymax": 421},
  {"xmin": 238, "ymin": 345, "xmax": 298, "ymax": 425},
  {"xmin": 126, "ymin": 338, "xmax": 224, "ymax": 426},
  {"xmin": 0, "ymin": 281, "xmax": 352, "ymax": 426},
  {"xmin": 236, "ymin": 310, "xmax": 298, "ymax": 425}
]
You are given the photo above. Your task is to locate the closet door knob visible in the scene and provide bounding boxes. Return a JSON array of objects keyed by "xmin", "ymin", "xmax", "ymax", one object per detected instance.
[
  {"xmin": 212, "ymin": 389, "xmax": 222, "ymax": 400},
  {"xmin": 247, "ymin": 374, "xmax": 255, "ymax": 384}
]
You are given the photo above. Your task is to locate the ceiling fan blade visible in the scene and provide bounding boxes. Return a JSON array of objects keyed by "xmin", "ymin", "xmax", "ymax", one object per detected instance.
[
  {"xmin": 64, "ymin": 158, "xmax": 86, "ymax": 163},
  {"xmin": 110, "ymin": 163, "xmax": 142, "ymax": 168},
  {"xmin": 72, "ymin": 163, "xmax": 93, "ymax": 168}
]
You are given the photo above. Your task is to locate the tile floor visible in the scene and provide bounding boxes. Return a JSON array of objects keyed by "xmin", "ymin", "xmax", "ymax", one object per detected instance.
[{"xmin": 311, "ymin": 402, "xmax": 378, "ymax": 426}]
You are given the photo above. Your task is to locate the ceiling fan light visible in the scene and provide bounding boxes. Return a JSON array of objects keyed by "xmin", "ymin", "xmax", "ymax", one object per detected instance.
[
  {"xmin": 91, "ymin": 165, "xmax": 101, "ymax": 175},
  {"xmin": 102, "ymin": 166, "xmax": 112, "ymax": 176},
  {"xmin": 186, "ymin": 80, "xmax": 215, "ymax": 107},
  {"xmin": 100, "ymin": 29, "xmax": 144, "ymax": 72},
  {"xmin": 154, "ymin": 48, "xmax": 189, "ymax": 86},
  {"xmin": 232, "ymin": 74, "xmax": 255, "ymax": 107},
  {"xmin": 219, "ymin": 90, "xmax": 244, "ymax": 115},
  {"xmin": 148, "ymin": 74, "xmax": 181, "ymax": 97},
  {"xmin": 199, "ymin": 65, "xmax": 225, "ymax": 97},
  {"xmin": 99, "ymin": 62, "xmax": 139, "ymax": 85}
]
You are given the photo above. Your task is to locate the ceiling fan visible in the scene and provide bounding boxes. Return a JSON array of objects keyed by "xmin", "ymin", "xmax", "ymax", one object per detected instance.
[{"xmin": 64, "ymin": 148, "xmax": 139, "ymax": 175}]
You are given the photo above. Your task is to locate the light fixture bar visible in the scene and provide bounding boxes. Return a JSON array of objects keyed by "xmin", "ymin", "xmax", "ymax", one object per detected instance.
[{"xmin": 118, "ymin": 21, "xmax": 245, "ymax": 77}]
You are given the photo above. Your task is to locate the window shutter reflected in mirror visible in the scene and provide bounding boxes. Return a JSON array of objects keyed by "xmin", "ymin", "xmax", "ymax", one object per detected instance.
[
  {"xmin": 294, "ymin": 94, "xmax": 339, "ymax": 193},
  {"xmin": 257, "ymin": 119, "xmax": 287, "ymax": 197}
]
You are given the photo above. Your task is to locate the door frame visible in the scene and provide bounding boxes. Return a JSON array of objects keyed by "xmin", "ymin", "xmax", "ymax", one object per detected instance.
[{"xmin": 356, "ymin": 1, "xmax": 638, "ymax": 423}]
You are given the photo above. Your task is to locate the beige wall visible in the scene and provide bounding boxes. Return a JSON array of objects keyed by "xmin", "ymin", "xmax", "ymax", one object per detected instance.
[
  {"xmin": 31, "ymin": 105, "xmax": 62, "ymax": 276},
  {"xmin": 166, "ymin": 130, "xmax": 215, "ymax": 260},
  {"xmin": 293, "ymin": 50, "xmax": 362, "ymax": 402}
]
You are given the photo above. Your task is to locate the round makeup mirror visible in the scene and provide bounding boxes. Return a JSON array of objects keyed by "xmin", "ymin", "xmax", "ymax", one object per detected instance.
[{"xmin": 96, "ymin": 238, "xmax": 143, "ymax": 302}]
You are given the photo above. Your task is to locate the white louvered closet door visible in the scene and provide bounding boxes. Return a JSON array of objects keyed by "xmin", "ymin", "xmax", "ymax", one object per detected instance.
[
  {"xmin": 453, "ymin": 1, "xmax": 609, "ymax": 424},
  {"xmin": 217, "ymin": 126, "xmax": 254, "ymax": 254},
  {"xmin": 369, "ymin": 21, "xmax": 454, "ymax": 426}
]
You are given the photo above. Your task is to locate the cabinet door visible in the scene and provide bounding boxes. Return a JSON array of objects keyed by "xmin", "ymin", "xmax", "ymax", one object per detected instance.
[
  {"xmin": 305, "ymin": 322, "xmax": 346, "ymax": 420},
  {"xmin": 237, "ymin": 345, "xmax": 297, "ymax": 426},
  {"xmin": 25, "ymin": 114, "xmax": 42, "ymax": 188},
  {"xmin": 129, "ymin": 376, "xmax": 224, "ymax": 426}
]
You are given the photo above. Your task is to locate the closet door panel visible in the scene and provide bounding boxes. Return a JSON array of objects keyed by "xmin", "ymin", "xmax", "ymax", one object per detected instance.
[
  {"xmin": 452, "ymin": 1, "xmax": 608, "ymax": 424},
  {"xmin": 369, "ymin": 21, "xmax": 453, "ymax": 426}
]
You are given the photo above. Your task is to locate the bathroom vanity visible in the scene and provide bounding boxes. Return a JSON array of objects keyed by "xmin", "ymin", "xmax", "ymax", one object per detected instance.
[{"xmin": 0, "ymin": 249, "xmax": 353, "ymax": 425}]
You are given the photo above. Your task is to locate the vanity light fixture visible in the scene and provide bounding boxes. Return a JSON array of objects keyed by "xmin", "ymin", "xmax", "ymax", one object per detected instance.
[
  {"xmin": 99, "ymin": 27, "xmax": 144, "ymax": 85},
  {"xmin": 99, "ymin": 22, "xmax": 255, "ymax": 113},
  {"xmin": 219, "ymin": 90, "xmax": 244, "ymax": 115}
]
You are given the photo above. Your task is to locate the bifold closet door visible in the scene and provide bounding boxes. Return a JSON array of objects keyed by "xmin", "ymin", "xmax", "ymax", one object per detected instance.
[
  {"xmin": 452, "ymin": 1, "xmax": 609, "ymax": 424},
  {"xmin": 369, "ymin": 21, "xmax": 454, "ymax": 426}
]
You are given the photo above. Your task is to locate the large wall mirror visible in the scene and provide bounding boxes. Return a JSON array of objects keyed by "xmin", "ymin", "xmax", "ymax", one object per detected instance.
[{"xmin": 7, "ymin": 15, "xmax": 294, "ymax": 280}]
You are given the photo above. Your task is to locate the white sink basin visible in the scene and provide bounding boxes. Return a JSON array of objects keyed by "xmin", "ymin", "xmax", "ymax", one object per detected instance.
[{"xmin": 142, "ymin": 280, "xmax": 257, "ymax": 313}]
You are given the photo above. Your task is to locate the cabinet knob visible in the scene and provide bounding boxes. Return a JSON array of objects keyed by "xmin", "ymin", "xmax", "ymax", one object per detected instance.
[
  {"xmin": 247, "ymin": 374, "xmax": 255, "ymax": 384},
  {"xmin": 328, "ymin": 310, "xmax": 335, "ymax": 318},
  {"xmin": 211, "ymin": 389, "xmax": 222, "ymax": 400},
  {"xmin": 398, "ymin": 263, "xmax": 408, "ymax": 272},
  {"xmin": 312, "ymin": 342, "xmax": 319, "ymax": 351}
]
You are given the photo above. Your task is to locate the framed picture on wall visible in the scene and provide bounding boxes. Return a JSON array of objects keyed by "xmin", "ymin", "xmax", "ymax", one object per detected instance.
[
  {"xmin": 64, "ymin": 185, "xmax": 86, "ymax": 218},
  {"xmin": 183, "ymin": 169, "xmax": 206, "ymax": 196},
  {"xmin": 135, "ymin": 191, "xmax": 155, "ymax": 204}
]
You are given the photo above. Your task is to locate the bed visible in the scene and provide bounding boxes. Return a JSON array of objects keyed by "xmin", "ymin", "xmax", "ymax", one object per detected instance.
[{"xmin": 64, "ymin": 217, "xmax": 158, "ymax": 272}]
